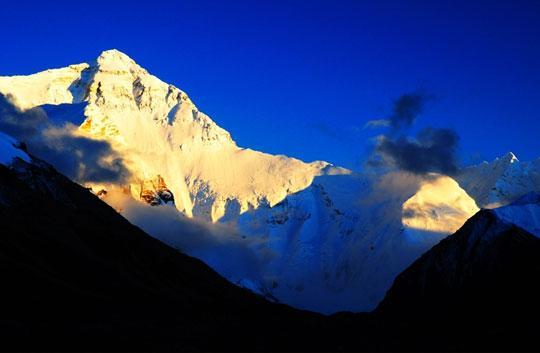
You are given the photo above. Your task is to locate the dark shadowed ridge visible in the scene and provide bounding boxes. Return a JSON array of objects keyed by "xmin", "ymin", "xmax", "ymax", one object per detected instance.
[
  {"xmin": 376, "ymin": 209, "xmax": 540, "ymax": 351},
  {"xmin": 2, "ymin": 142, "xmax": 540, "ymax": 351},
  {"xmin": 0, "ymin": 152, "xmax": 369, "ymax": 351}
]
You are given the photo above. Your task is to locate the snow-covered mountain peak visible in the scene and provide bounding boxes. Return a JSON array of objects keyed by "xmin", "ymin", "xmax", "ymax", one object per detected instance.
[
  {"xmin": 501, "ymin": 151, "xmax": 519, "ymax": 164},
  {"xmin": 402, "ymin": 174, "xmax": 479, "ymax": 234},
  {"xmin": 0, "ymin": 51, "xmax": 330, "ymax": 220},
  {"xmin": 0, "ymin": 63, "xmax": 90, "ymax": 109},
  {"xmin": 456, "ymin": 152, "xmax": 540, "ymax": 208},
  {"xmin": 96, "ymin": 49, "xmax": 144, "ymax": 73}
]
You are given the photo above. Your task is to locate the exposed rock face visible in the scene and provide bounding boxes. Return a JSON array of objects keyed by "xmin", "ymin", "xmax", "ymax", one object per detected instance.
[{"xmin": 133, "ymin": 175, "xmax": 175, "ymax": 206}]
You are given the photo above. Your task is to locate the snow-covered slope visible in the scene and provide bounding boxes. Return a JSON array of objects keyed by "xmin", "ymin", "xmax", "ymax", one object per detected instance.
[
  {"xmin": 0, "ymin": 50, "xmax": 480, "ymax": 313},
  {"xmin": 231, "ymin": 172, "xmax": 478, "ymax": 312},
  {"xmin": 98, "ymin": 170, "xmax": 478, "ymax": 313},
  {"xmin": 493, "ymin": 192, "xmax": 540, "ymax": 237},
  {"xmin": 402, "ymin": 175, "xmax": 479, "ymax": 234},
  {"xmin": 0, "ymin": 49, "xmax": 330, "ymax": 221},
  {"xmin": 456, "ymin": 152, "xmax": 540, "ymax": 208},
  {"xmin": 0, "ymin": 132, "xmax": 30, "ymax": 165}
]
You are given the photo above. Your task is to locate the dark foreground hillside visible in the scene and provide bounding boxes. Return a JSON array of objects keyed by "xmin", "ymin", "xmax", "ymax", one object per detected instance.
[
  {"xmin": 376, "ymin": 209, "xmax": 540, "ymax": 351},
  {"xmin": 0, "ymin": 157, "xmax": 357, "ymax": 351},
  {"xmin": 2, "ymin": 153, "xmax": 540, "ymax": 352}
]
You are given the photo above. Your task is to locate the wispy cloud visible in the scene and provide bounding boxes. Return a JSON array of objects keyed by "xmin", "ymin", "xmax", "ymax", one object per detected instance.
[
  {"xmin": 363, "ymin": 119, "xmax": 390, "ymax": 129},
  {"xmin": 0, "ymin": 93, "xmax": 130, "ymax": 183},
  {"xmin": 104, "ymin": 190, "xmax": 267, "ymax": 285}
]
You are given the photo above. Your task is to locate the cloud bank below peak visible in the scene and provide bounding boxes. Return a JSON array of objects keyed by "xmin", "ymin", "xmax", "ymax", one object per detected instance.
[{"xmin": 0, "ymin": 93, "xmax": 130, "ymax": 183}]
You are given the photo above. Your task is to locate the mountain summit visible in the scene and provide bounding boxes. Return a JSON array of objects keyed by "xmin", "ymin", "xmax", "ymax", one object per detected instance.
[
  {"xmin": 96, "ymin": 49, "xmax": 144, "ymax": 71},
  {"xmin": 0, "ymin": 49, "xmax": 332, "ymax": 220},
  {"xmin": 456, "ymin": 151, "xmax": 540, "ymax": 208}
]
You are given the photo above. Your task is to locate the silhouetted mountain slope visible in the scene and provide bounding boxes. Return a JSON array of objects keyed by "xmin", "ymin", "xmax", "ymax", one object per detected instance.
[
  {"xmin": 376, "ymin": 209, "xmax": 540, "ymax": 350},
  {"xmin": 0, "ymin": 155, "xmax": 341, "ymax": 351},
  {"xmin": 3, "ymin": 141, "xmax": 540, "ymax": 352}
]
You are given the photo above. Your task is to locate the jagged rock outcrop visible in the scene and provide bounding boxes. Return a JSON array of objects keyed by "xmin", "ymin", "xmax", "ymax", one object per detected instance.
[{"xmin": 133, "ymin": 175, "xmax": 175, "ymax": 206}]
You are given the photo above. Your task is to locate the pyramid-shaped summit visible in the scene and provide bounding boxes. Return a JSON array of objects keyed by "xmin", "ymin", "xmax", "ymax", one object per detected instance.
[
  {"xmin": 502, "ymin": 151, "xmax": 519, "ymax": 163},
  {"xmin": 95, "ymin": 49, "xmax": 146, "ymax": 74}
]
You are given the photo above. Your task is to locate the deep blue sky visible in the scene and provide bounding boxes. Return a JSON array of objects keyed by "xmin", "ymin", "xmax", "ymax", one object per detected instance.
[{"xmin": 1, "ymin": 0, "xmax": 539, "ymax": 169}]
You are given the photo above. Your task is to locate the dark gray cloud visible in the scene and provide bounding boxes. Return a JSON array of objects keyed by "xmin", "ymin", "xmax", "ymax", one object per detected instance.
[
  {"xmin": 0, "ymin": 93, "xmax": 130, "ymax": 183},
  {"xmin": 37, "ymin": 125, "xmax": 131, "ymax": 183},
  {"xmin": 0, "ymin": 94, "xmax": 48, "ymax": 140},
  {"xmin": 388, "ymin": 93, "xmax": 431, "ymax": 129},
  {"xmin": 367, "ymin": 92, "xmax": 460, "ymax": 175},
  {"xmin": 376, "ymin": 128, "xmax": 459, "ymax": 174}
]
